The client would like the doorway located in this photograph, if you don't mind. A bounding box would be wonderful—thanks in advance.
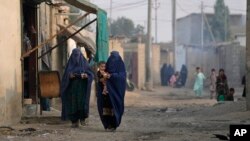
[22,2,38,104]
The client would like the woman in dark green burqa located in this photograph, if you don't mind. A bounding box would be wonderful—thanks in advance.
[61,48,93,127]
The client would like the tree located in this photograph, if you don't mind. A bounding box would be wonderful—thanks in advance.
[210,0,230,42]
[134,24,145,35]
[110,17,147,43]
[110,17,135,37]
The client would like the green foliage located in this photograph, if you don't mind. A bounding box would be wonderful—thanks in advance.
[110,17,145,38]
[210,0,230,42]
[110,17,135,37]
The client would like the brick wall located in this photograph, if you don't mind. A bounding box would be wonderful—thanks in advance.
[122,43,161,89]
[152,44,161,85]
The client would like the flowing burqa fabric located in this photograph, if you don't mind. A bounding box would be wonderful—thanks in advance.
[160,63,168,86]
[97,51,126,129]
[61,48,93,121]
[180,65,188,86]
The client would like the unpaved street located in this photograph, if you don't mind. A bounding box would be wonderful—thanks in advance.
[0,87,249,141]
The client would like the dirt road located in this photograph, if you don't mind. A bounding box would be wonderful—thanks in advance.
[0,87,249,141]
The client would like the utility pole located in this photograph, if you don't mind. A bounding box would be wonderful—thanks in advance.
[154,0,160,43]
[201,1,204,49]
[246,0,250,110]
[224,8,227,41]
[110,0,113,24]
[200,1,204,71]
[145,0,153,90]
[172,0,176,69]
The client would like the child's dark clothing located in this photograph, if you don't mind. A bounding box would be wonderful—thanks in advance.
[226,94,234,101]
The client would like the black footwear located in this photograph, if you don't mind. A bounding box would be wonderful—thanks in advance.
[106,128,116,132]
[71,121,79,128]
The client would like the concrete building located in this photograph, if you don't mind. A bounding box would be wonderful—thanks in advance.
[159,42,174,67]
[0,0,69,126]
[109,38,124,59]
[0,0,106,126]
[235,33,246,47]
[176,13,246,46]
[0,0,22,126]
[183,42,245,89]
[123,43,161,89]
[124,43,146,90]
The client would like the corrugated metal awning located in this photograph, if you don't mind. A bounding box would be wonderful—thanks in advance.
[58,24,96,54]
[64,0,98,14]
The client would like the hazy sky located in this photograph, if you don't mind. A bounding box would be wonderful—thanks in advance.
[90,0,246,42]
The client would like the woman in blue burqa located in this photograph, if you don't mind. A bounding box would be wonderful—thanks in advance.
[97,51,126,131]
[160,63,168,86]
[61,48,93,127]
[180,65,188,86]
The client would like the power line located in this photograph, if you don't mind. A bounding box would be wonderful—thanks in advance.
[112,2,148,11]
[109,0,147,10]
[176,1,192,14]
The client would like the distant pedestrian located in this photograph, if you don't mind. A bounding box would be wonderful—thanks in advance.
[160,63,168,86]
[226,88,234,101]
[216,69,229,102]
[193,67,206,97]
[97,51,126,131]
[166,64,175,85]
[169,72,179,88]
[179,64,188,87]
[209,68,217,99]
[61,48,94,128]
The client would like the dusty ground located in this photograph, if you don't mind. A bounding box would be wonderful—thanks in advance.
[0,86,249,141]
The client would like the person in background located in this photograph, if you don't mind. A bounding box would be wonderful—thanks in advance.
[160,63,168,86]
[180,64,188,87]
[166,64,175,86]
[226,88,235,101]
[216,69,229,102]
[193,67,206,97]
[169,72,179,88]
[209,68,217,99]
[61,48,94,128]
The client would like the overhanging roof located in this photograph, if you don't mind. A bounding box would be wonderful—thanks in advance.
[64,0,99,14]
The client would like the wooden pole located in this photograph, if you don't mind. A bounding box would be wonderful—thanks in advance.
[172,0,176,69]
[20,12,90,60]
[38,18,97,59]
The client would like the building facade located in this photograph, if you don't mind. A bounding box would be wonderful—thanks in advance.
[176,13,246,46]
[0,0,22,125]
[0,0,102,125]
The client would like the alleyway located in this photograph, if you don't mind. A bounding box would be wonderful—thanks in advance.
[0,87,249,141]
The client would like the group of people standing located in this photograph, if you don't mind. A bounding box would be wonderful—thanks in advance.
[160,64,188,88]
[194,67,244,101]
[161,63,245,102]
[60,48,126,131]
